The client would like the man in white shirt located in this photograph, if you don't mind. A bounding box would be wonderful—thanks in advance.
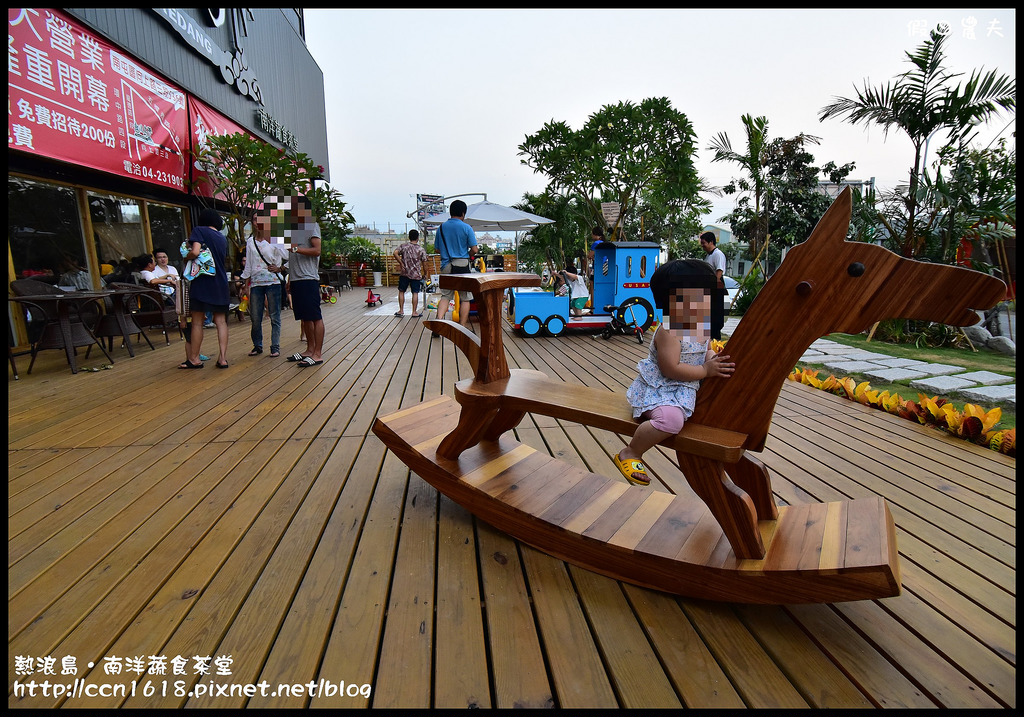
[241,218,289,357]
[140,250,180,306]
[699,231,727,340]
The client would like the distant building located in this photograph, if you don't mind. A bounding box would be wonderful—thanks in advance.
[352,224,404,254]
[818,178,875,199]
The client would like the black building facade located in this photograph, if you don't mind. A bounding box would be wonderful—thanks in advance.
[8,8,328,342]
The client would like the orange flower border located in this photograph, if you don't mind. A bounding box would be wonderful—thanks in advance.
[788,367,1015,457]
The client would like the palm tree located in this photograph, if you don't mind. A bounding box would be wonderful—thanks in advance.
[708,115,772,271]
[818,28,1015,257]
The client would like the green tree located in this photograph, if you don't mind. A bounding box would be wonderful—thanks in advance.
[192,132,324,250]
[518,97,701,241]
[708,114,773,265]
[711,118,857,273]
[626,179,714,256]
[309,183,355,254]
[514,191,590,276]
[818,27,1015,257]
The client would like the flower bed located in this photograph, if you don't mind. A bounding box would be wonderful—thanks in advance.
[788,367,1015,457]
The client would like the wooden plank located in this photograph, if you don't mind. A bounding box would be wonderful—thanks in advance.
[519,545,617,708]
[307,449,409,709]
[476,522,554,708]
[622,585,746,708]
[831,600,1003,708]
[371,467,438,708]
[680,601,809,708]
[569,566,682,708]
[185,437,346,709]
[734,605,874,708]
[6,286,1015,710]
[432,496,491,709]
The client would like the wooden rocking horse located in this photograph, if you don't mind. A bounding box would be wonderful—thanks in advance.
[372,189,1005,603]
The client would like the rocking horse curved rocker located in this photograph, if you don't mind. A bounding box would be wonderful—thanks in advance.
[372,189,1005,603]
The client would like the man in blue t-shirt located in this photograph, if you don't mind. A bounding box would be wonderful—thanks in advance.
[432,200,478,331]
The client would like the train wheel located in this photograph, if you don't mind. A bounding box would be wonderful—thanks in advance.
[543,315,566,337]
[520,315,543,338]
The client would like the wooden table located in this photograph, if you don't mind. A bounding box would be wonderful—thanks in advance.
[8,291,120,373]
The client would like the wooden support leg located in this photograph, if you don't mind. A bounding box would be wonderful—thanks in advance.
[724,453,778,521]
[676,452,765,560]
[436,402,501,461]
[481,409,526,442]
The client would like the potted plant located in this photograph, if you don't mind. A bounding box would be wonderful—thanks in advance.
[345,242,375,287]
[370,255,385,287]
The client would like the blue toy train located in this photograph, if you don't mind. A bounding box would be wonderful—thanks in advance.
[507,241,663,339]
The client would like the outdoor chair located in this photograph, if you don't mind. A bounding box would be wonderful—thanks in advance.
[109,282,177,345]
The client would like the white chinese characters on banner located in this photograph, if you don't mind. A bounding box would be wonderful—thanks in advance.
[8,8,188,191]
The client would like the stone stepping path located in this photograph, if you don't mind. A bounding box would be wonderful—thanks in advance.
[796,338,1015,408]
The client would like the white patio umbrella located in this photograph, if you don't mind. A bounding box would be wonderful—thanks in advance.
[422,200,554,232]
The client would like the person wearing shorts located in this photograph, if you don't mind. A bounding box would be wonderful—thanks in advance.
[393,229,428,318]
[432,200,477,332]
[284,195,325,367]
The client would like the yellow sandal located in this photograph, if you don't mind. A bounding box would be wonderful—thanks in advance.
[613,453,651,486]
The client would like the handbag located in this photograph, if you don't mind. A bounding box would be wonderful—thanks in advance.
[180,241,215,281]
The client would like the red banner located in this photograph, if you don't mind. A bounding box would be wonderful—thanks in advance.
[8,8,188,191]
[188,96,255,199]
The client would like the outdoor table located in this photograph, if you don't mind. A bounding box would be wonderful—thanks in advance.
[321,267,351,290]
[8,291,115,374]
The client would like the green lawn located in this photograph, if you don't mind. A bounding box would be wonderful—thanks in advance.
[798,332,1015,429]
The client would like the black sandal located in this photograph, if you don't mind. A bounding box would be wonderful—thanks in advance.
[248,347,263,356]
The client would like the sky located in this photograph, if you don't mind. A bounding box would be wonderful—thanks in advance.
[303,8,1015,236]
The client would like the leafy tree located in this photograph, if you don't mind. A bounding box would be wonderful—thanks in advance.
[514,190,590,275]
[518,97,701,241]
[309,183,355,253]
[712,118,863,275]
[192,132,324,250]
[626,179,714,257]
[708,114,772,262]
[818,27,1015,257]
[930,137,1015,267]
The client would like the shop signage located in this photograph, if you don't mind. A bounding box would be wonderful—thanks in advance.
[255,108,297,150]
[8,8,189,191]
[152,8,263,105]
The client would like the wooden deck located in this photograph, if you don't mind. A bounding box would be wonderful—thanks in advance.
[8,287,1015,708]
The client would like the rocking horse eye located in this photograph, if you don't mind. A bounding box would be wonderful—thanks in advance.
[847,262,865,277]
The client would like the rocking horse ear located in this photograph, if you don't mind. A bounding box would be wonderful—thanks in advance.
[806,186,852,246]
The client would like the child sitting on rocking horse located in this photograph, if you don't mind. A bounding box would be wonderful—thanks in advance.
[615,259,736,486]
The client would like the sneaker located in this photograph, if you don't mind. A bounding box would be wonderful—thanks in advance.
[203,322,215,328]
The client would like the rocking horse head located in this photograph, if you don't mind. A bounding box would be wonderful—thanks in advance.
[692,187,1006,452]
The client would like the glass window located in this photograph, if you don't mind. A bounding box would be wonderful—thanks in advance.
[89,191,146,271]
[148,202,188,272]
[8,176,88,284]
